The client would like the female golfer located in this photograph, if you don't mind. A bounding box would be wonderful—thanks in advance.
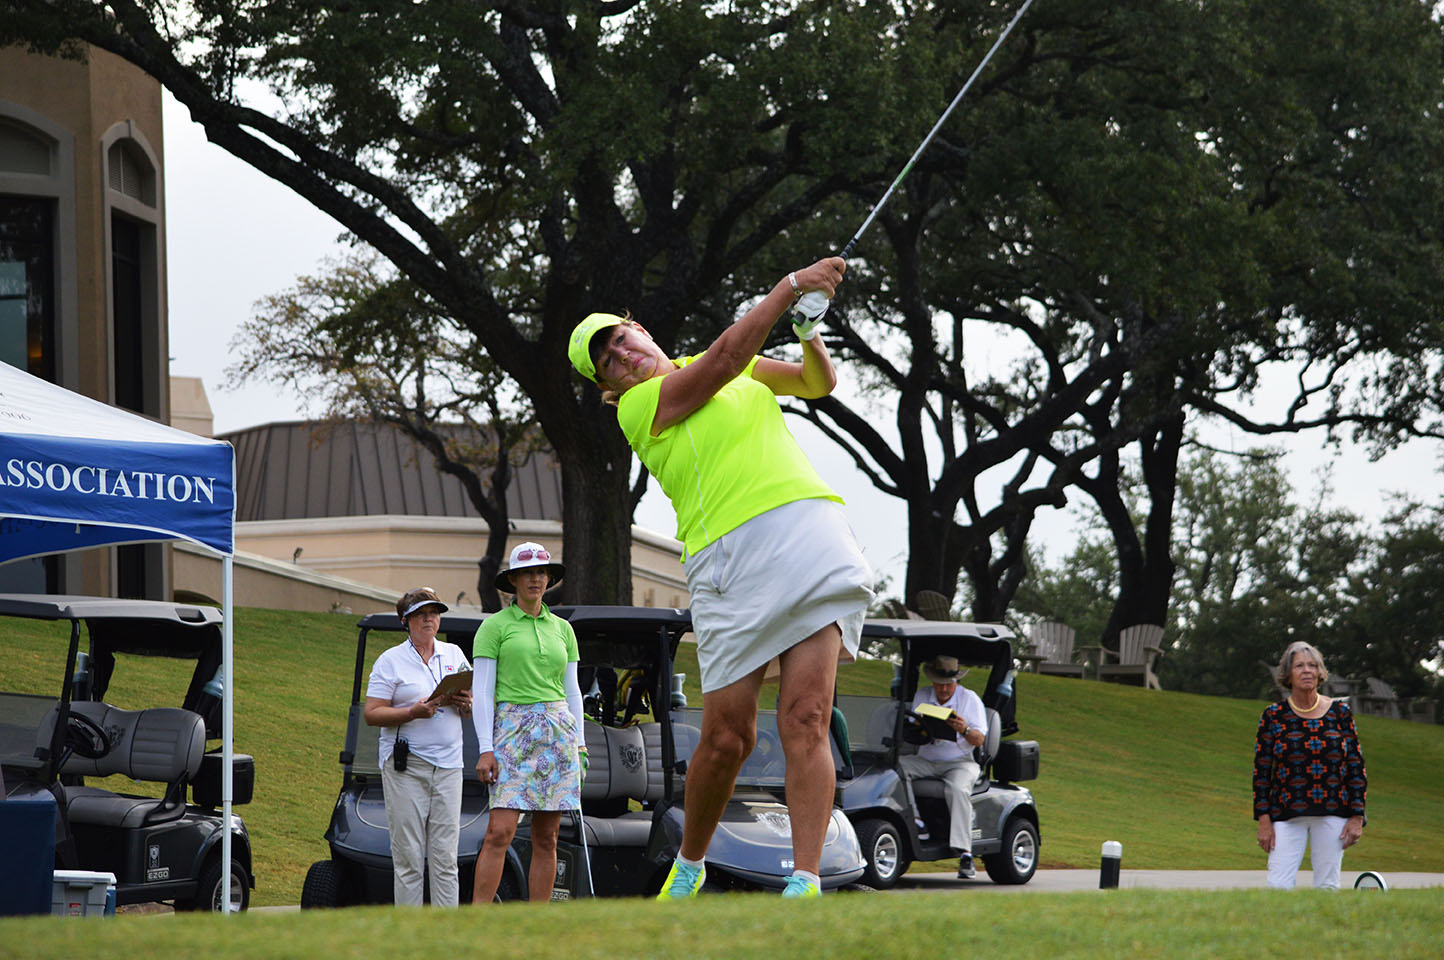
[470,542,585,903]
[568,256,873,899]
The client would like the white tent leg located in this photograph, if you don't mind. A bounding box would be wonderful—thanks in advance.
[222,555,234,914]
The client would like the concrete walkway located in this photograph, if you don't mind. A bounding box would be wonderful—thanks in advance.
[897,869,1444,893]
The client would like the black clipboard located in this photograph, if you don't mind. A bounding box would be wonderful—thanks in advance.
[428,669,473,701]
[912,702,959,742]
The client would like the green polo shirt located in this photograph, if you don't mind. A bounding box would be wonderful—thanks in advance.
[616,352,840,557]
[472,602,579,704]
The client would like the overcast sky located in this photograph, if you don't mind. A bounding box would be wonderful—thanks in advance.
[161,92,1443,599]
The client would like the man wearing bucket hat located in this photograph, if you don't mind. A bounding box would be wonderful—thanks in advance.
[470,542,585,904]
[568,258,874,900]
[364,587,473,905]
[902,655,988,878]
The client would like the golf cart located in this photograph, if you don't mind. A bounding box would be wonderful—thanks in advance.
[832,619,1040,888]
[302,605,864,903]
[0,594,255,911]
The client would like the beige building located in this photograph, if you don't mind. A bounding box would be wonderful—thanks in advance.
[170,407,688,616]
[1,44,171,597]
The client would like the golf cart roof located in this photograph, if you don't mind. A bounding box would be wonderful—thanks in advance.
[0,593,223,628]
[0,593,223,658]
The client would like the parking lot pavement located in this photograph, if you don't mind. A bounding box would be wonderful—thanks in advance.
[895,869,1444,893]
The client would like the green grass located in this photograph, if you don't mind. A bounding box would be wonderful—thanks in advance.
[2,890,1442,959]
[4,608,1443,908]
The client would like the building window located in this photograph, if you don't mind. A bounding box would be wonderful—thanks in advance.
[107,140,156,206]
[111,213,144,412]
[0,194,55,379]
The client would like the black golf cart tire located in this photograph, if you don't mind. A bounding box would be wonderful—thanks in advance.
[855,817,908,890]
[494,867,522,903]
[983,816,1039,885]
[183,855,251,912]
[301,860,345,908]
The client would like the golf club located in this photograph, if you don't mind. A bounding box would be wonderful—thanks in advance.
[792,0,1035,324]
[575,807,595,896]
[839,0,1036,261]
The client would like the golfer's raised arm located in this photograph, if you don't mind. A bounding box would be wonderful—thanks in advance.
[653,257,844,429]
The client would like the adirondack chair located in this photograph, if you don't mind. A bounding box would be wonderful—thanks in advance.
[1354,677,1402,719]
[1097,624,1164,689]
[1027,622,1086,679]
[913,590,954,622]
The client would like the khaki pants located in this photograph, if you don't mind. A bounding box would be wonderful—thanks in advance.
[381,756,463,906]
[899,754,980,854]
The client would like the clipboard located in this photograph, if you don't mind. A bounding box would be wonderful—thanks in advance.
[912,702,958,742]
[428,669,473,701]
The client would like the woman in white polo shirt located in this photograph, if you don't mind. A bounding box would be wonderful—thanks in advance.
[469,542,583,904]
[364,586,473,906]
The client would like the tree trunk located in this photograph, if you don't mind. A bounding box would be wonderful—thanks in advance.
[541,397,636,605]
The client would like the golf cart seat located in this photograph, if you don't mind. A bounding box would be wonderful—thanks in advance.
[910,708,1002,799]
[639,721,702,800]
[580,721,669,849]
[582,721,649,802]
[42,701,205,828]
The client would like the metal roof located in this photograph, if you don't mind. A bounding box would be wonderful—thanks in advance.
[219,420,564,522]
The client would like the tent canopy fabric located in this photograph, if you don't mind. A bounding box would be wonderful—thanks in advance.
[1,361,241,911]
[0,363,234,561]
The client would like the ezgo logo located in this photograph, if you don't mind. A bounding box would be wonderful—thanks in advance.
[147,843,169,881]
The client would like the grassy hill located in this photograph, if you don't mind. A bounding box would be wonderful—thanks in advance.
[4,606,1441,907]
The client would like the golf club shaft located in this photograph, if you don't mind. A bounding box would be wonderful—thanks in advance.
[838,0,1036,260]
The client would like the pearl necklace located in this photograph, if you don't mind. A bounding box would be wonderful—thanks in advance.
[1288,690,1321,713]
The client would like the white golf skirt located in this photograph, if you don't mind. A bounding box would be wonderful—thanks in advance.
[685,497,874,693]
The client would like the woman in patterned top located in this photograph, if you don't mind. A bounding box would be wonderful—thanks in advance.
[1252,641,1366,889]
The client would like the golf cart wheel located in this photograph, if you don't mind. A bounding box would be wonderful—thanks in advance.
[184,856,251,912]
[301,860,345,908]
[855,818,908,890]
[494,867,522,903]
[983,816,1038,885]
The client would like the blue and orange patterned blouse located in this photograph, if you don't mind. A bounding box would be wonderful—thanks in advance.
[1252,699,1367,821]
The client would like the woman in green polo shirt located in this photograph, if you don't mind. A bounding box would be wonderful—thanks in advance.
[567,256,873,900]
[469,541,584,904]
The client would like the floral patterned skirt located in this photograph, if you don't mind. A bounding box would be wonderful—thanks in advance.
[489,701,581,812]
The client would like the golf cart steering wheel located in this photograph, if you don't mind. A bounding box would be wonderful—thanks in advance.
[65,710,112,759]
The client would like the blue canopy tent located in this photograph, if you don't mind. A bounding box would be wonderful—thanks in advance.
[0,361,242,911]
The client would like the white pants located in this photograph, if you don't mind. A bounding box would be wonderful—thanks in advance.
[1267,815,1347,890]
[899,754,980,854]
[381,756,463,906]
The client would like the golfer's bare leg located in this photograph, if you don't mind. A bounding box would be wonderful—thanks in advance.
[527,811,563,901]
[678,667,766,861]
[777,623,843,875]
[472,808,519,903]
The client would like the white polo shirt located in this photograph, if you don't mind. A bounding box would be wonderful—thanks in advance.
[913,683,988,764]
[366,637,470,770]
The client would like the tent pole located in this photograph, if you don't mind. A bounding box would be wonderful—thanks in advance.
[222,554,234,914]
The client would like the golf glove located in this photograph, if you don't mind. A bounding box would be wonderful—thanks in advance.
[792,291,830,340]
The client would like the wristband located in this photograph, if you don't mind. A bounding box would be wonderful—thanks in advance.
[788,272,801,297]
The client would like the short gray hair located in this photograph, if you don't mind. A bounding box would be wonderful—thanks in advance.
[1275,641,1329,690]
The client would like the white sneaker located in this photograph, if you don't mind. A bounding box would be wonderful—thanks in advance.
[914,818,930,840]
